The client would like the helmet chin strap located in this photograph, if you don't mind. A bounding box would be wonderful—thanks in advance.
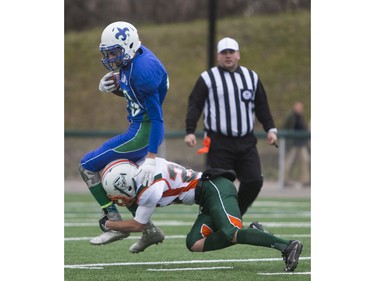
[121,48,141,69]
[108,195,135,207]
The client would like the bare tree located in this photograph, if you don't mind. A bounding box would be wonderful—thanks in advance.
[65,0,310,32]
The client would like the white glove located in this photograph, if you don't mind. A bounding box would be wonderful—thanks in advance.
[134,158,156,187]
[99,72,118,92]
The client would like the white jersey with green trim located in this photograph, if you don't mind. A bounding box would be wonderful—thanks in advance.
[133,157,201,224]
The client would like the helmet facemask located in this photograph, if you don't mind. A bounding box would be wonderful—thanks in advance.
[100,45,127,71]
[107,177,137,207]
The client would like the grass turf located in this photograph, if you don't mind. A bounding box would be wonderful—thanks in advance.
[64,193,311,280]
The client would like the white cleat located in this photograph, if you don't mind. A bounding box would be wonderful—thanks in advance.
[129,221,165,253]
[90,210,129,245]
[90,230,130,245]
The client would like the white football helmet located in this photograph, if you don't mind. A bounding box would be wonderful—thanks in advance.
[99,21,142,71]
[100,159,139,206]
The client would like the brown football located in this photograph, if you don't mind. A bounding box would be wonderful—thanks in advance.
[106,73,120,87]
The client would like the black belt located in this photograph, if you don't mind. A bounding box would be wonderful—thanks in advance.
[194,180,204,205]
[194,168,237,205]
[207,130,254,139]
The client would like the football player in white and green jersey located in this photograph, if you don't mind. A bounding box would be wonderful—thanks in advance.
[99,157,303,272]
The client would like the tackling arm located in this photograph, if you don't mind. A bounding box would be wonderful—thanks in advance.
[104,205,156,233]
[106,218,145,233]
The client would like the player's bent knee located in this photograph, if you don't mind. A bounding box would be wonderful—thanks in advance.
[78,164,101,187]
[189,238,205,252]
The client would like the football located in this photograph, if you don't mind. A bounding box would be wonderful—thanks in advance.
[106,72,120,88]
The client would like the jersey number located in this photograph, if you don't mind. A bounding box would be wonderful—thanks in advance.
[166,163,198,182]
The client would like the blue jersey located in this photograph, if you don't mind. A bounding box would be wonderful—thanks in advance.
[81,46,169,172]
[119,46,169,153]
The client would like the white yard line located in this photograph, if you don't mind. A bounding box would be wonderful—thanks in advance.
[65,257,311,269]
[258,272,311,275]
[64,212,311,219]
[64,221,311,227]
[147,266,234,271]
[65,200,310,208]
[65,233,310,241]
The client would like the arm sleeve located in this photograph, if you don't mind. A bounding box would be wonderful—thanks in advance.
[143,92,164,153]
[134,183,164,224]
[135,63,165,154]
[134,205,156,224]
[185,76,209,134]
[254,78,276,132]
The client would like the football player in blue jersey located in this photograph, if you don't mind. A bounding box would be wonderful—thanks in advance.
[78,21,168,252]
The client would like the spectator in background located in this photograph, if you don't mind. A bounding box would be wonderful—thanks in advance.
[283,101,310,187]
[184,37,278,216]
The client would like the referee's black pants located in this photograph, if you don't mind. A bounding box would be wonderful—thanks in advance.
[206,131,263,216]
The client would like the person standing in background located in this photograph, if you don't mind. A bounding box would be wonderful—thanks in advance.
[283,101,310,187]
[184,37,278,216]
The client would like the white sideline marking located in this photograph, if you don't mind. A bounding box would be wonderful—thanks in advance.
[253,201,310,207]
[65,257,311,269]
[147,266,233,272]
[64,233,310,242]
[65,235,185,241]
[65,200,309,208]
[64,221,311,227]
[64,212,311,219]
[258,272,311,275]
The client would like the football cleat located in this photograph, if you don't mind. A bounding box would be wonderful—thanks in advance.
[281,240,303,272]
[90,230,130,245]
[129,221,165,253]
[249,221,273,235]
[249,221,265,231]
[90,209,130,245]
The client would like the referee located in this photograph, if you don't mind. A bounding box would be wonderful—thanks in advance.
[184,37,278,216]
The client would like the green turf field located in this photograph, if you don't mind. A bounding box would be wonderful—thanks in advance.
[64,193,311,280]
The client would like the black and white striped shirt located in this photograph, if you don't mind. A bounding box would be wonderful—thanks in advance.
[186,66,276,137]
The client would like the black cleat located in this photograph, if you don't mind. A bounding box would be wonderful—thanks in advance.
[281,240,303,272]
[249,221,273,235]
[249,221,264,231]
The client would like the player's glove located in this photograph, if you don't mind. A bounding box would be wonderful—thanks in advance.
[134,158,156,187]
[99,215,109,232]
[99,72,118,92]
